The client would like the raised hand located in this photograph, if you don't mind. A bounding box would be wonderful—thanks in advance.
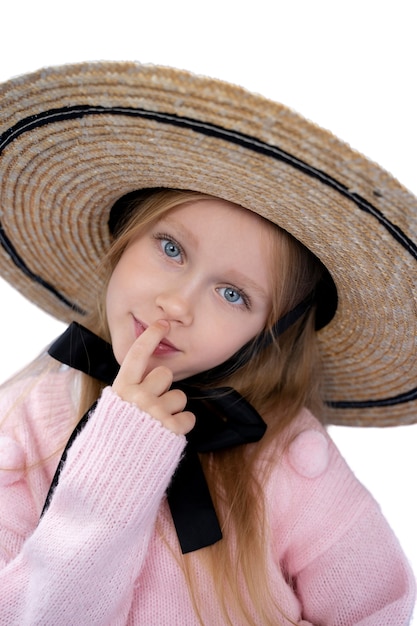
[112,320,195,435]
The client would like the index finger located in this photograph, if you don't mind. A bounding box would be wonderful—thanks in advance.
[115,320,170,384]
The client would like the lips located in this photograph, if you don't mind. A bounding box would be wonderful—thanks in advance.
[133,316,179,354]
[153,340,178,355]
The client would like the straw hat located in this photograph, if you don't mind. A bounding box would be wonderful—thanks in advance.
[1,61,417,427]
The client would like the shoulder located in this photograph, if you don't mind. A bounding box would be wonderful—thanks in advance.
[268,408,369,507]
[264,412,416,616]
[0,361,74,407]
[0,366,76,485]
[264,408,384,568]
[284,410,330,479]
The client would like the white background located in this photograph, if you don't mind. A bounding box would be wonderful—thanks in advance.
[1,0,416,617]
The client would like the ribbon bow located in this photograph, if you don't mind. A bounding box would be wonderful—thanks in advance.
[44,322,267,553]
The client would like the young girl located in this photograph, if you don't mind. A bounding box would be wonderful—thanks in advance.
[0,62,415,625]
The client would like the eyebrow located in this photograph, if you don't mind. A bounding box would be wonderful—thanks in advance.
[159,215,199,249]
[225,269,270,302]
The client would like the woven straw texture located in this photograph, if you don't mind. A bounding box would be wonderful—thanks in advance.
[1,61,417,426]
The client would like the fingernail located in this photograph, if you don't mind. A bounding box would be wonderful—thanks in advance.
[157,319,170,329]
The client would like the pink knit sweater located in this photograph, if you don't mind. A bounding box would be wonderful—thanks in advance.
[0,370,415,625]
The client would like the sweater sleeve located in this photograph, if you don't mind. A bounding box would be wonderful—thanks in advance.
[0,384,186,625]
[269,413,416,625]
[295,503,416,625]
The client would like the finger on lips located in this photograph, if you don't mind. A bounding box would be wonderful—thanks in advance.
[111,321,196,434]
[116,320,171,384]
[130,320,170,360]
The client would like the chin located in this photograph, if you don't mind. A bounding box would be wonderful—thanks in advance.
[111,343,129,367]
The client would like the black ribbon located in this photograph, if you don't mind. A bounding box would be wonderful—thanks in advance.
[44,322,267,553]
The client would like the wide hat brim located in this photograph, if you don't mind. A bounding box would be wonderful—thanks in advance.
[1,61,417,427]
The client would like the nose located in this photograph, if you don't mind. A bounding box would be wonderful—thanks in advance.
[155,283,194,325]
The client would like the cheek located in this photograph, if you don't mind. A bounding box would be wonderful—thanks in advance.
[106,256,136,304]
[204,319,258,362]
[105,263,133,329]
[105,273,119,320]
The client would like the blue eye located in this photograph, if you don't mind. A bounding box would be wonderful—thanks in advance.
[162,239,181,259]
[219,286,244,305]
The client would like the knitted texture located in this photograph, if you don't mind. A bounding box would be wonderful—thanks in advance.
[0,371,415,624]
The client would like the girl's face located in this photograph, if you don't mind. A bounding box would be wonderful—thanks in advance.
[106,199,273,381]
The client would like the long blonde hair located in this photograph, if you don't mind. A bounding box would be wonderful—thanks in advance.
[78,189,326,625]
[0,189,326,623]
